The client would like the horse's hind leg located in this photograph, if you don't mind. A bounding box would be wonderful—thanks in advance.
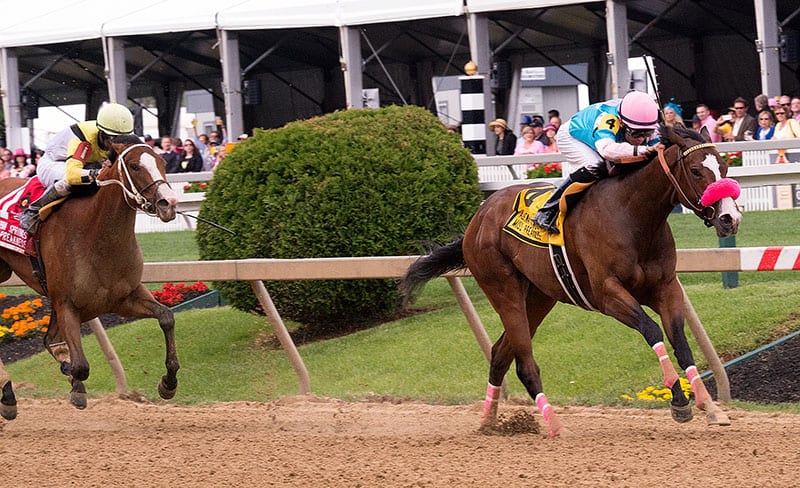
[473,268,561,436]
[40,309,87,409]
[0,361,17,420]
[117,285,179,399]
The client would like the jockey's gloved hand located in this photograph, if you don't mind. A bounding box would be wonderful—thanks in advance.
[80,168,101,184]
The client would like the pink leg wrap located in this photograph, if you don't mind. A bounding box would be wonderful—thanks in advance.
[535,393,552,424]
[652,342,679,388]
[685,365,710,405]
[482,383,501,420]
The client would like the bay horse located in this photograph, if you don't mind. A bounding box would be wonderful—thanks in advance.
[0,135,179,420]
[402,125,740,436]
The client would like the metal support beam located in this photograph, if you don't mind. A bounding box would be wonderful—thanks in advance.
[339,26,364,109]
[606,0,629,99]
[21,53,67,90]
[754,0,781,97]
[629,0,682,44]
[241,36,289,76]
[104,37,128,104]
[0,48,23,149]
[219,29,244,140]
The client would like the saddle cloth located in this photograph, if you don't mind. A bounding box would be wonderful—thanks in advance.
[502,186,566,247]
[0,177,46,254]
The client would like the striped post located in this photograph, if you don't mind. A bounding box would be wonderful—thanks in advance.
[459,75,486,154]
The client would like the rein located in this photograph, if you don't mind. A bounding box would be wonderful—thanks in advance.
[96,143,170,216]
[656,144,715,226]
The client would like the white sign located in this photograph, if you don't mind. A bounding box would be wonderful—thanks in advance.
[521,67,546,81]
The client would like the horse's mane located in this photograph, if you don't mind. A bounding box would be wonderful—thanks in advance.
[660,123,704,148]
[106,134,146,161]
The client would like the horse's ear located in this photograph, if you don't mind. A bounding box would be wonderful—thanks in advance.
[662,124,683,147]
[109,141,127,159]
[699,126,712,143]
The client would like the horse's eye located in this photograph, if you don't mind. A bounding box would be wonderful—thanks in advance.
[691,168,701,177]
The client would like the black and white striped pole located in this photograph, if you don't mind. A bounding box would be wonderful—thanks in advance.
[460,61,486,154]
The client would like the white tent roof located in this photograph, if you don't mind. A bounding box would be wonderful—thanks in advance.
[465,0,599,14]
[0,0,465,47]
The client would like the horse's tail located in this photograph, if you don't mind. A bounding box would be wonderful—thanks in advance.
[401,238,466,301]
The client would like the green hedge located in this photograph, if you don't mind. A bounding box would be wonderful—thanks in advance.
[196,105,482,330]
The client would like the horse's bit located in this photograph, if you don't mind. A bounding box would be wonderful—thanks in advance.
[96,143,171,216]
[656,144,717,227]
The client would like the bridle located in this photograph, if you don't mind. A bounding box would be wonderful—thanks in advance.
[96,143,171,216]
[656,142,718,227]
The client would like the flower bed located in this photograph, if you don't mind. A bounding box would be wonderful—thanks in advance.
[183,182,209,193]
[0,295,50,344]
[526,162,562,179]
[720,151,742,167]
[0,282,210,346]
[152,282,209,306]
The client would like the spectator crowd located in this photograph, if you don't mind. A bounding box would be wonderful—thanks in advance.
[0,116,236,182]
[470,93,800,161]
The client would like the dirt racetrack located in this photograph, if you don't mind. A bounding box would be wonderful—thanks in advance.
[1,395,798,487]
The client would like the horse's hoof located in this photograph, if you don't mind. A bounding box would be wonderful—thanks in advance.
[706,409,731,426]
[670,403,694,423]
[158,378,177,400]
[69,391,87,410]
[1,404,17,421]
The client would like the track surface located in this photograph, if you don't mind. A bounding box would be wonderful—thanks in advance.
[2,395,798,487]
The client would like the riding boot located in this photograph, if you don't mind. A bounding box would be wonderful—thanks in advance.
[18,185,68,235]
[532,167,599,234]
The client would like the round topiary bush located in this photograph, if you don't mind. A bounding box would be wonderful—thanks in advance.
[196,105,482,331]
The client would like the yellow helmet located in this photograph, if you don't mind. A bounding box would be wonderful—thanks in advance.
[96,102,134,136]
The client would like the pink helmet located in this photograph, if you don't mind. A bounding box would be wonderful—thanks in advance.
[618,91,659,129]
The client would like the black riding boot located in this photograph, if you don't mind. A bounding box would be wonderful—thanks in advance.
[18,185,65,235]
[532,167,599,234]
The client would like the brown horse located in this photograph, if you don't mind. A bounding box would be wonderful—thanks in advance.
[402,125,740,436]
[0,135,179,420]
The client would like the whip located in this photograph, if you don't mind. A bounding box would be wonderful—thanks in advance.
[176,211,237,235]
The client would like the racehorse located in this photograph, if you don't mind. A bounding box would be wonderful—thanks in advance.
[402,125,740,436]
[0,135,179,420]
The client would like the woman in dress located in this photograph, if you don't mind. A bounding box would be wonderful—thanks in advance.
[543,124,559,153]
[513,126,544,155]
[755,110,775,140]
[180,139,204,173]
[772,108,800,140]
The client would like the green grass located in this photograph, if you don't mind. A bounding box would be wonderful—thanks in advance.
[5,212,800,413]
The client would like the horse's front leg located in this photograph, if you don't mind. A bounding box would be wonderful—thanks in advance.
[600,279,695,422]
[118,284,179,399]
[654,281,730,426]
[0,360,17,420]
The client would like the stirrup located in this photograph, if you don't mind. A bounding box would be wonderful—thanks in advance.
[533,210,560,234]
[19,209,41,236]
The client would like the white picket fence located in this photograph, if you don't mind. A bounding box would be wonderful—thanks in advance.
[141,140,800,233]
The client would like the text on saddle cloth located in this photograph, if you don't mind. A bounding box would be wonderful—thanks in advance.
[502,187,565,247]
[0,177,47,254]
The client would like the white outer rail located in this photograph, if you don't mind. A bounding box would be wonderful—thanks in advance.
[11,246,797,403]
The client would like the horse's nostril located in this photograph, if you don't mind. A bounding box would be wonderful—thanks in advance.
[719,214,732,226]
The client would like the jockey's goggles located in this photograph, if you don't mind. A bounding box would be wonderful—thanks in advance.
[625,127,654,139]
